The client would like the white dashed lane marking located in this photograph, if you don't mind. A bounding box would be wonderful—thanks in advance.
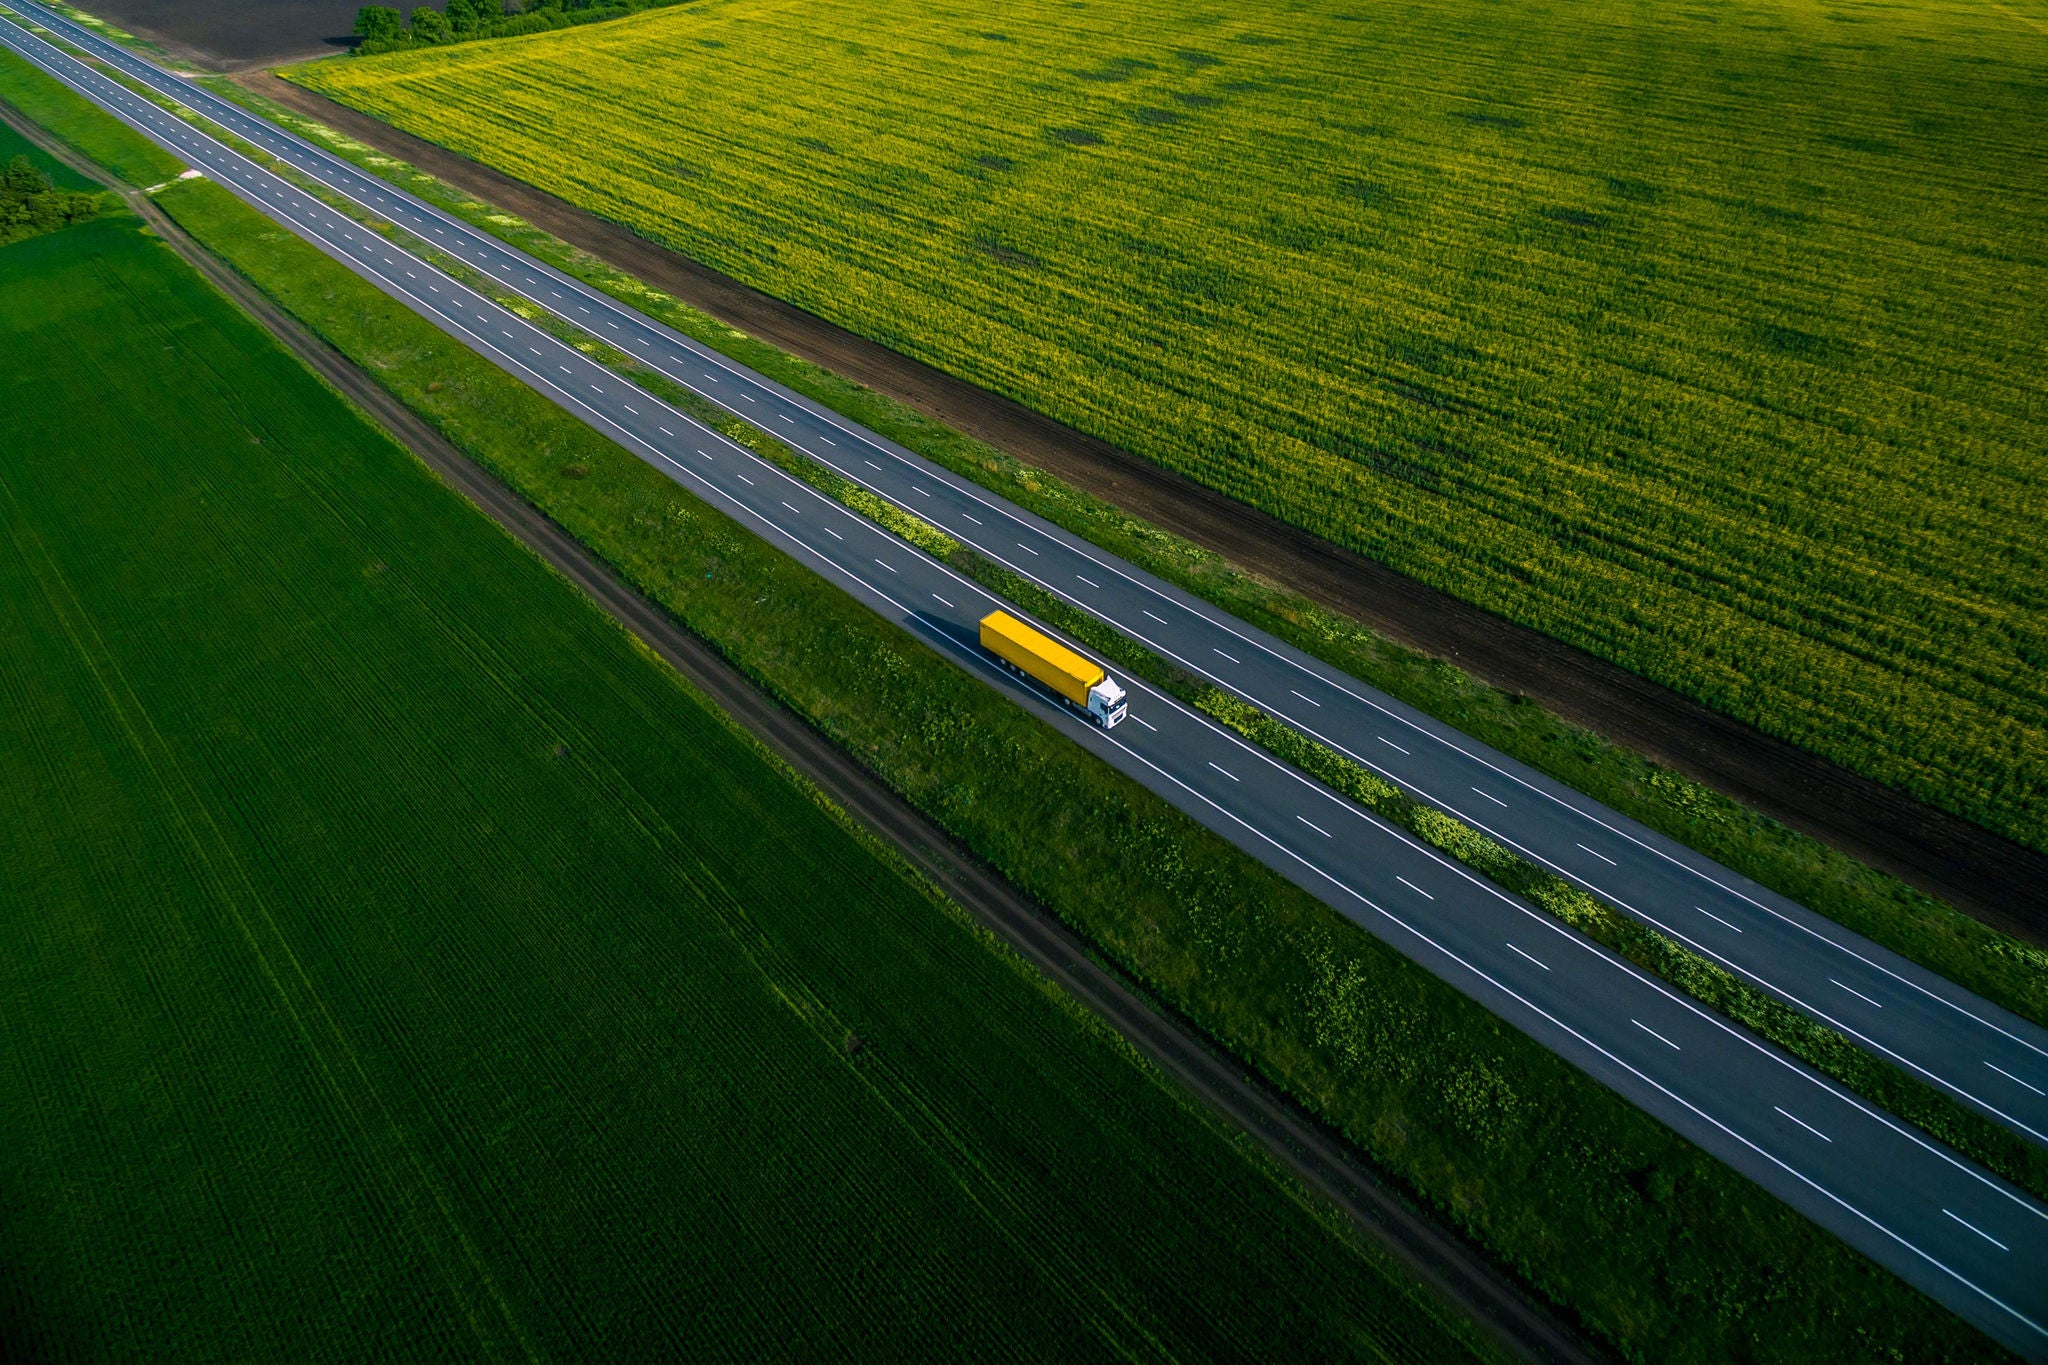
[1774,1106,1832,1143]
[1633,1020,1681,1051]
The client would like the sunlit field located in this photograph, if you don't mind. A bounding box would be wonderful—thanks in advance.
[291,0,2048,848]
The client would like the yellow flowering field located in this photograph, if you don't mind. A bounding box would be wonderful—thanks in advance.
[289,0,2048,847]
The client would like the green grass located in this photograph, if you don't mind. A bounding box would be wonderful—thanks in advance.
[2,35,1993,1355]
[319,156,2048,1197]
[285,0,2048,853]
[197,73,2048,1037]
[0,115,97,187]
[0,209,1501,1361]
[0,109,108,244]
[0,29,180,185]
[137,155,1999,1364]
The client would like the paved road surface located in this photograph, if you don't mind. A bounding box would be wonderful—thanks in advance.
[27,0,2046,1161]
[5,8,2043,1353]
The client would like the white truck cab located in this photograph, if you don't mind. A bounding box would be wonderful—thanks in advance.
[1087,676,1128,729]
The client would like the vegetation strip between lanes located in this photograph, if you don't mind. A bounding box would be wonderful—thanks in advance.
[571,315,2048,1207]
[189,67,2048,1031]
[6,206,1510,1365]
[193,76,2047,1205]
[35,112,1595,1361]
[5,51,2010,1363]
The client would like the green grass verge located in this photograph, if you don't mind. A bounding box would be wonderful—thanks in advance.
[0,28,179,184]
[0,112,97,187]
[198,72,2048,1036]
[2,203,1496,1361]
[125,118,2001,1365]
[609,332,2048,1208]
[196,82,2048,1207]
[39,0,178,63]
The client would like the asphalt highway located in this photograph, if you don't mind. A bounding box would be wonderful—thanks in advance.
[5,8,2045,1353]
[21,0,2046,1163]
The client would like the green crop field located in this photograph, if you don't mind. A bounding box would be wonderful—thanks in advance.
[0,212,1481,1361]
[288,0,2048,851]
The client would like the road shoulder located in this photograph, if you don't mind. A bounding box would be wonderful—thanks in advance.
[0,96,1602,1365]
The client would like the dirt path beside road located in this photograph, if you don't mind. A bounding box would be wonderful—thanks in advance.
[240,71,2048,941]
[0,97,1608,1365]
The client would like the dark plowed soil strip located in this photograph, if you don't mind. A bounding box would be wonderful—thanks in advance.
[1,99,1604,1364]
[57,0,356,70]
[245,72,2048,942]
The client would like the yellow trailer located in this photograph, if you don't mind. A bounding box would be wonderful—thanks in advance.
[979,610,1128,728]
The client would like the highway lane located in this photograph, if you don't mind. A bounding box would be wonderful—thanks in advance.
[5,12,2045,1354]
[20,0,2043,1156]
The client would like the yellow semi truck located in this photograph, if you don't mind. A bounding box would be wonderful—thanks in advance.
[979,610,1129,729]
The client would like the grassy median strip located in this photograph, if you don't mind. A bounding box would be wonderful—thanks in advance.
[269,137,2048,1209]
[149,166,2001,1365]
[178,72,2048,1035]
[0,62,1992,1361]
[7,198,1505,1361]
[591,364,2048,1208]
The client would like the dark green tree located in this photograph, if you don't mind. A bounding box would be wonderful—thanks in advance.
[352,5,402,40]
[3,154,44,198]
[408,5,452,41]
[1,155,99,244]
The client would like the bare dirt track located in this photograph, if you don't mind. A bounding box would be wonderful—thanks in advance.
[69,0,356,69]
[241,71,2048,942]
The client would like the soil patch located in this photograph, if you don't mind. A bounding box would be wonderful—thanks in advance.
[72,0,357,70]
[246,71,2048,942]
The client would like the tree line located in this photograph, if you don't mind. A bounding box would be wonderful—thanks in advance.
[352,0,681,54]
[0,156,103,247]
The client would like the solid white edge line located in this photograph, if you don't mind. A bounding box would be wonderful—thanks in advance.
[159,41,2028,1103]
[27,14,2046,1309]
